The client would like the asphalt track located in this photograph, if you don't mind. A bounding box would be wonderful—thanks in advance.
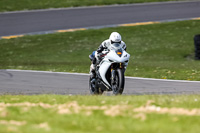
[1,1,200,95]
[0,70,200,95]
[0,1,200,36]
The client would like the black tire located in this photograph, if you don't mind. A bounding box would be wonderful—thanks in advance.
[89,77,103,95]
[112,69,125,95]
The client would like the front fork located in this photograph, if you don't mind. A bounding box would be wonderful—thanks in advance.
[111,63,123,89]
[111,69,115,90]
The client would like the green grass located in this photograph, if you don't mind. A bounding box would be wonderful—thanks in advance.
[1,20,200,80]
[0,95,200,133]
[0,0,186,12]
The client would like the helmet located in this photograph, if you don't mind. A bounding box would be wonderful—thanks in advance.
[109,32,122,44]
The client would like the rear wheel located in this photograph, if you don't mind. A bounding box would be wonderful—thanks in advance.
[89,77,103,95]
[112,69,125,95]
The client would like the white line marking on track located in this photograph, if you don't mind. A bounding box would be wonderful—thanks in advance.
[5,69,200,83]
[5,69,90,76]
[126,76,200,83]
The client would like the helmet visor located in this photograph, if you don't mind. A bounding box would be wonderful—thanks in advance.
[111,40,121,44]
[111,42,121,47]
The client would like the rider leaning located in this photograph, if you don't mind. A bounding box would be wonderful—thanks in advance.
[90,32,127,77]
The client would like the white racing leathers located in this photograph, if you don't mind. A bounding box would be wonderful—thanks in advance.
[89,42,130,95]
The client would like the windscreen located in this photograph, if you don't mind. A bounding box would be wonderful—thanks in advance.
[110,43,123,56]
[110,43,122,50]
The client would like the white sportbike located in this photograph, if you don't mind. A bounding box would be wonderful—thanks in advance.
[89,43,130,95]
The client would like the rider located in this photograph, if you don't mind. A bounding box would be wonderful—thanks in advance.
[89,32,127,77]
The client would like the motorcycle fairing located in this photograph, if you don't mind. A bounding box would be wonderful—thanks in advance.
[98,59,112,87]
[98,50,130,87]
[106,50,130,63]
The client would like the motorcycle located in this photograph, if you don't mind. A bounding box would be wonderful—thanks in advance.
[89,43,130,95]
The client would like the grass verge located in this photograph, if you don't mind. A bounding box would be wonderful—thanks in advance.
[0,20,200,80]
[0,0,186,12]
[0,95,200,133]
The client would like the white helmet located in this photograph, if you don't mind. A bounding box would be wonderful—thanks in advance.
[109,32,122,44]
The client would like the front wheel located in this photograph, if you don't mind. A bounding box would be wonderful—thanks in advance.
[112,69,125,95]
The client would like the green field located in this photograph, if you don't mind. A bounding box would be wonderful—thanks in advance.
[0,95,200,133]
[1,20,200,80]
[0,0,186,12]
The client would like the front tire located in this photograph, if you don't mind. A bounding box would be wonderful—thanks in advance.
[112,69,125,95]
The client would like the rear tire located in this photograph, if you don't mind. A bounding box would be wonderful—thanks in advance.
[112,69,125,95]
[89,77,103,95]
